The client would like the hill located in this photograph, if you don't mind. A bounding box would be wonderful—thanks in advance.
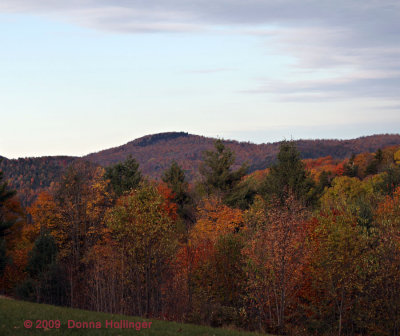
[2,132,400,205]
[84,132,400,180]
[0,297,269,336]
[0,156,78,206]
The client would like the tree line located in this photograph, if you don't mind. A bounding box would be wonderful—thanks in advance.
[1,141,400,335]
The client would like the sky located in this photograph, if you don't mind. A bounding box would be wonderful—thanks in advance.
[1,0,400,158]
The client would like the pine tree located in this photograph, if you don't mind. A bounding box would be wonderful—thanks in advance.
[26,232,57,278]
[105,155,142,197]
[343,154,359,177]
[366,148,384,175]
[261,141,315,205]
[162,161,194,225]
[17,232,67,305]
[0,168,16,276]
[198,140,248,199]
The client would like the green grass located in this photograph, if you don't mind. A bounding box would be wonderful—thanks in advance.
[0,297,270,336]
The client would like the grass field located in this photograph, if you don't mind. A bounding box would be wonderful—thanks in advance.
[0,297,270,336]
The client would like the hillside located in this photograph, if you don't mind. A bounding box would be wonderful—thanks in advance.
[0,297,269,336]
[2,132,400,205]
[0,156,78,206]
[84,132,400,179]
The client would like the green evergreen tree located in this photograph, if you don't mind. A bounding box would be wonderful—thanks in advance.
[0,168,16,277]
[26,232,57,277]
[376,165,400,196]
[260,141,315,205]
[162,161,194,224]
[343,154,359,177]
[198,140,248,198]
[366,148,384,175]
[105,155,142,196]
[224,178,257,210]
[318,170,332,190]
[18,232,67,305]
[376,148,384,163]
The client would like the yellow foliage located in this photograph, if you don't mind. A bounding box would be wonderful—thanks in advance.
[190,197,243,245]
[394,149,400,165]
[28,192,60,240]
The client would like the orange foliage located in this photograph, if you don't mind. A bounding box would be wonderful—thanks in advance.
[244,194,309,331]
[375,186,400,243]
[376,186,400,216]
[303,156,346,180]
[157,183,178,221]
[27,191,60,240]
[246,168,270,182]
[190,197,243,245]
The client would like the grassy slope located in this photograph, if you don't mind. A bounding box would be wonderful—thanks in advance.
[0,298,270,336]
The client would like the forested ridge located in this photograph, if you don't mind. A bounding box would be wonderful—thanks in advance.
[1,137,400,335]
[2,132,400,206]
[0,156,78,206]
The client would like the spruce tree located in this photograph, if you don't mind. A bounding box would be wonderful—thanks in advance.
[0,168,16,277]
[261,141,315,205]
[366,148,384,175]
[18,232,67,305]
[198,140,248,197]
[343,154,359,177]
[162,161,194,224]
[26,232,57,277]
[105,155,142,196]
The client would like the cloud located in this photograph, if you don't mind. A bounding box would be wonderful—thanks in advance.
[2,1,399,35]
[241,74,400,102]
[1,0,400,102]
[378,104,400,110]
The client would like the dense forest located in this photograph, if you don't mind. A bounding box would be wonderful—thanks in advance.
[0,156,77,207]
[1,137,400,335]
[2,132,400,207]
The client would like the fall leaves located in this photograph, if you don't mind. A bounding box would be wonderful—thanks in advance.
[2,141,400,336]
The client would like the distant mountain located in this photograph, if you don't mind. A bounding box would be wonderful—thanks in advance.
[2,132,400,205]
[84,132,400,180]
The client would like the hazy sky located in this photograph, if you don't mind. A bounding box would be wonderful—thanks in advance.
[1,1,400,158]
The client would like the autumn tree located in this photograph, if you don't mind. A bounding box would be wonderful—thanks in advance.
[84,233,125,314]
[183,197,245,326]
[105,155,142,197]
[187,233,246,327]
[106,182,178,317]
[244,193,309,333]
[163,197,244,323]
[27,191,60,238]
[321,175,383,231]
[395,148,400,165]
[29,162,112,308]
[306,206,378,336]
[304,176,383,336]
[369,187,400,335]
